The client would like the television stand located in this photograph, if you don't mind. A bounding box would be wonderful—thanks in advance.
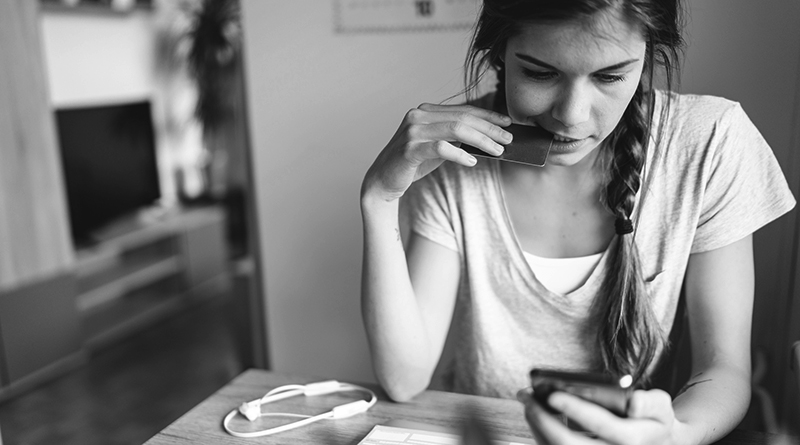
[74,205,230,350]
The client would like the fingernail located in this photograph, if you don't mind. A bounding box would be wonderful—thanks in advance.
[501,131,513,143]
[494,143,505,155]
[548,393,567,411]
[467,155,477,165]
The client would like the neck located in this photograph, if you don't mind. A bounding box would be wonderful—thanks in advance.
[502,146,606,193]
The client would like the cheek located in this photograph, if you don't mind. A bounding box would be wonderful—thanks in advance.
[597,83,641,136]
[504,75,551,122]
[597,99,629,135]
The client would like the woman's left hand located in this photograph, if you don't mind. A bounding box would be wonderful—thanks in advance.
[518,388,680,445]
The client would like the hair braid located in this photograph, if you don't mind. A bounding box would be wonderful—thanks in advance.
[606,85,646,222]
[596,84,663,384]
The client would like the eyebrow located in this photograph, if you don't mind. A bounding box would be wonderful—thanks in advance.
[514,53,640,72]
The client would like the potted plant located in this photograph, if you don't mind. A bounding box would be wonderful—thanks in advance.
[184,0,243,201]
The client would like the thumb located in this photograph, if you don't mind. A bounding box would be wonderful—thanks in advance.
[627,389,674,423]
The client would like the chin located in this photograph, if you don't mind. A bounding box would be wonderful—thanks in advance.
[544,154,586,168]
[544,146,601,168]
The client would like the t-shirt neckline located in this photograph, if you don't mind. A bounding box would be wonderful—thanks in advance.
[488,159,613,299]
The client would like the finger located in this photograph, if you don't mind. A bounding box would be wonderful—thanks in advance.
[410,105,513,145]
[417,103,512,127]
[417,140,476,167]
[525,397,600,445]
[517,387,534,404]
[547,391,629,443]
[406,111,512,152]
[426,121,506,156]
[626,389,673,423]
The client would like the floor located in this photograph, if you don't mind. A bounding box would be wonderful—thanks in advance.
[0,287,248,445]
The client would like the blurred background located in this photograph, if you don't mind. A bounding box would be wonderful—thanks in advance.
[0,0,798,443]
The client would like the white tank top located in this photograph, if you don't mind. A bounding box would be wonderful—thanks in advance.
[522,251,603,295]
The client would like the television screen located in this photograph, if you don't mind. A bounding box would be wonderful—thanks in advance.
[56,100,161,247]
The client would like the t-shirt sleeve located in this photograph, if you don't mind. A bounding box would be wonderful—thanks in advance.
[691,103,796,253]
[400,170,460,253]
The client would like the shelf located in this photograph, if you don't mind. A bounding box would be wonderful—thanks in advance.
[82,206,225,250]
[77,232,176,279]
[73,205,231,350]
[76,257,182,312]
[80,273,231,350]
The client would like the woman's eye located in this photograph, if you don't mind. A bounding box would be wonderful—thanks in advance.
[522,68,557,81]
[595,73,627,84]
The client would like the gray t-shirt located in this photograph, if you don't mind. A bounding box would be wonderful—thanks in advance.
[401,91,795,399]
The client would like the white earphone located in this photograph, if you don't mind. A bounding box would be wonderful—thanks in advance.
[222,380,377,438]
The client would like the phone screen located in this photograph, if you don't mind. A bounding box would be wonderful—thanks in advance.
[529,369,632,417]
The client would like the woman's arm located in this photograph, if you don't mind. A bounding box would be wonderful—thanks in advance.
[361,205,461,401]
[360,104,512,401]
[671,234,754,443]
[519,235,755,444]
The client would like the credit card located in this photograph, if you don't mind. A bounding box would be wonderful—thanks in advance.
[461,123,553,167]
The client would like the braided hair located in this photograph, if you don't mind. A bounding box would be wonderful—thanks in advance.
[464,0,684,384]
[597,80,660,383]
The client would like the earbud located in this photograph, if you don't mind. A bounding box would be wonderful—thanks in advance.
[332,400,371,418]
[238,400,261,421]
[223,381,377,438]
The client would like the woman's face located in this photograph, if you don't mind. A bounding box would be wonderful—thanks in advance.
[503,9,647,167]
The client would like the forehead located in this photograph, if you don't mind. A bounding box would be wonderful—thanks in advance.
[507,8,646,68]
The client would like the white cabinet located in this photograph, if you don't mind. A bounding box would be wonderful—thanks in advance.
[75,206,230,350]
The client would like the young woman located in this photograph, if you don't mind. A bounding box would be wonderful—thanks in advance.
[360,0,795,443]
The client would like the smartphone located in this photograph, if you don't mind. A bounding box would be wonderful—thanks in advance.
[529,369,632,418]
[460,123,553,167]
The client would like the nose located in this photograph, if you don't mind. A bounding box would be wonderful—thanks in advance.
[550,81,590,128]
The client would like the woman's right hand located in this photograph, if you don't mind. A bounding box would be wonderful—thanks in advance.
[361,103,513,203]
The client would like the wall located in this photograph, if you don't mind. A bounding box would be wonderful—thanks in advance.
[240,0,474,382]
[241,2,800,422]
[40,9,155,108]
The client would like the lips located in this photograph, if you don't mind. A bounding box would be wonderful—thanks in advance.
[523,122,587,144]
[539,127,584,143]
[552,134,581,143]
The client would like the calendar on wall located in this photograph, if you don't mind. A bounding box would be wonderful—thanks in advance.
[334,0,480,33]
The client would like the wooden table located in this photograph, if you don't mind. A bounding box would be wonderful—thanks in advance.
[144,369,797,445]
